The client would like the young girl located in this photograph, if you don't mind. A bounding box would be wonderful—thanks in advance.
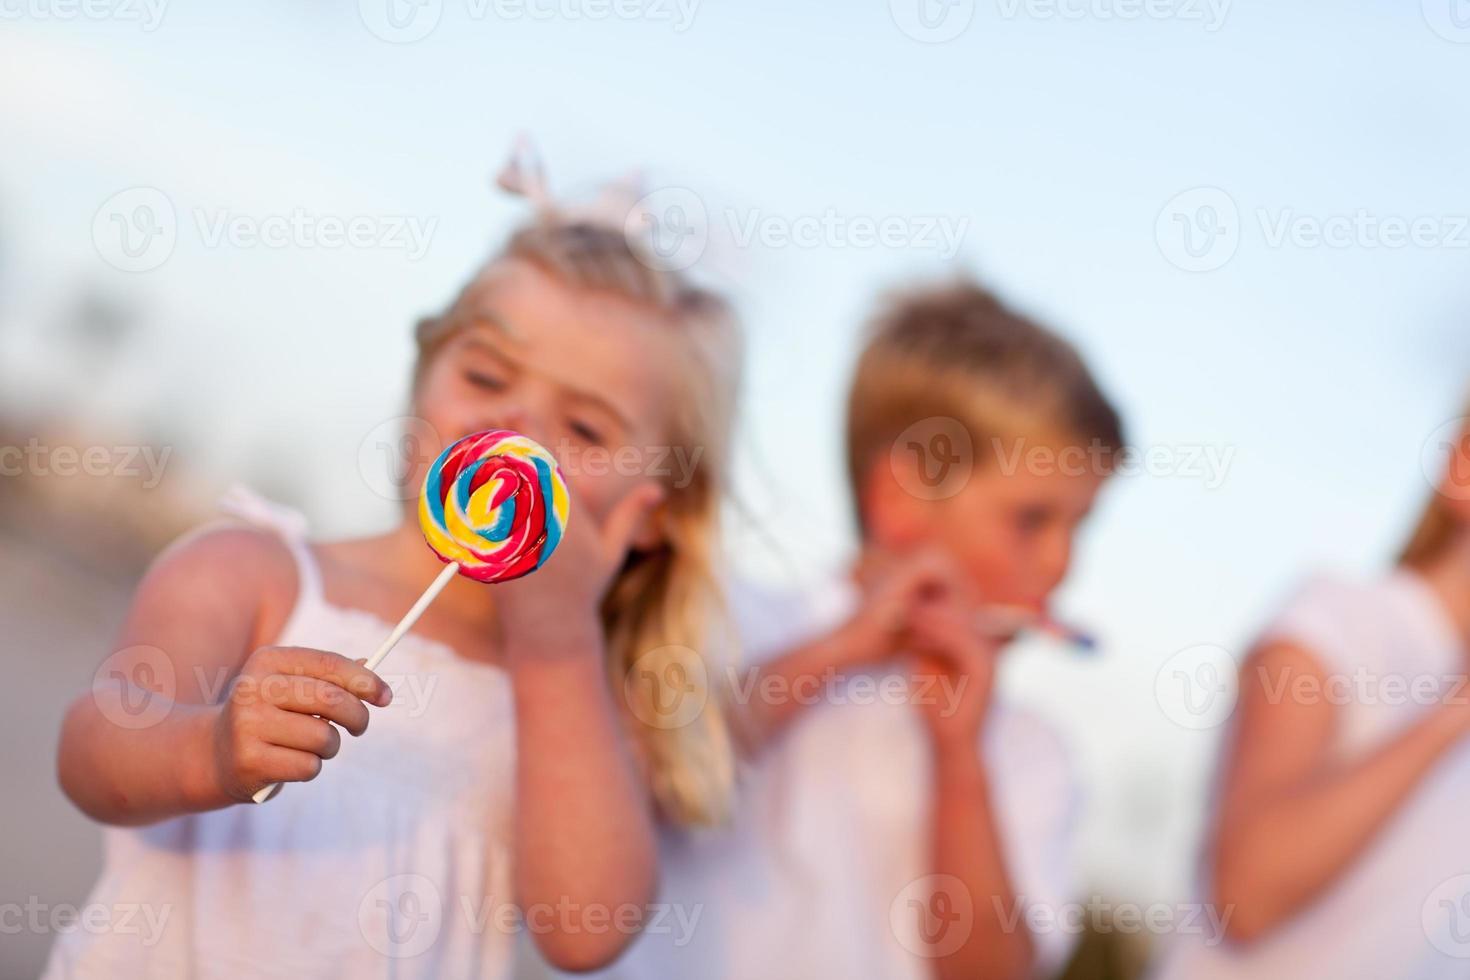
[47,166,740,978]
[1156,409,1470,977]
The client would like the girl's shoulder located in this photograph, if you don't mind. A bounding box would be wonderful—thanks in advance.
[1257,569,1453,676]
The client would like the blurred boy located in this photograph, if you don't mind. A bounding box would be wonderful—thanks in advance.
[734,279,1125,980]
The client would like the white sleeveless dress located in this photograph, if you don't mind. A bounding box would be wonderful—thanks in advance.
[44,489,522,979]
[1153,569,1470,980]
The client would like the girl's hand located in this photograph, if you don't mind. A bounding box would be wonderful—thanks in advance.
[208,646,392,802]
[494,480,666,663]
[907,595,1002,750]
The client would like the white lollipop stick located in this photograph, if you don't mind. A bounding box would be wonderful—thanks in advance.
[252,561,460,804]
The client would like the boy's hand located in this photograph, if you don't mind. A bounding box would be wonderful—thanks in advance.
[208,646,392,802]
[842,546,973,668]
[493,480,665,664]
[907,595,1002,750]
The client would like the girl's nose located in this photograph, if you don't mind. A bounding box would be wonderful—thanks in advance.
[481,405,548,446]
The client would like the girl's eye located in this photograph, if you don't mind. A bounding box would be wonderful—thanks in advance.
[568,420,603,445]
[464,370,505,391]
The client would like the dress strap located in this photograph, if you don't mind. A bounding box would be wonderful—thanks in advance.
[217,484,324,606]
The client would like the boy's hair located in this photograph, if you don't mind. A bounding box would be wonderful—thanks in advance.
[846,279,1124,528]
[413,219,740,827]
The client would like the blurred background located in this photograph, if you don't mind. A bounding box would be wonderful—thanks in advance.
[3,2,1468,976]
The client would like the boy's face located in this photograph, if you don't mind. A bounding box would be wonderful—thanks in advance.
[871,447,1108,613]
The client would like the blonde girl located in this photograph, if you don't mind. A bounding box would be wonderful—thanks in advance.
[49,161,739,979]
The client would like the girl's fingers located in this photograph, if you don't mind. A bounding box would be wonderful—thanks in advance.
[263,676,372,736]
[250,744,325,786]
[263,709,343,760]
[598,480,666,566]
[257,646,392,707]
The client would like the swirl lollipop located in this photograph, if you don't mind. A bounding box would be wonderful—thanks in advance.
[253,428,569,803]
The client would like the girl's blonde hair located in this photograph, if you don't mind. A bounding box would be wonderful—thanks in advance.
[1401,411,1468,570]
[413,219,740,827]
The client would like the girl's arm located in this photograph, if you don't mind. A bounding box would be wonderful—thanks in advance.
[1211,640,1470,942]
[493,483,664,971]
[509,630,658,971]
[57,527,390,825]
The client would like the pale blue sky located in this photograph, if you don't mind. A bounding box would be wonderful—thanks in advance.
[3,0,1468,902]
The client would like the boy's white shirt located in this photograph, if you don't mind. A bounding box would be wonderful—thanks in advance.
[536,575,1082,979]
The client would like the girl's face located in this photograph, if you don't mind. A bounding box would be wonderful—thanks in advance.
[412,259,681,538]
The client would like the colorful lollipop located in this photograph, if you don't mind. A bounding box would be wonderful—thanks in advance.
[253,428,569,803]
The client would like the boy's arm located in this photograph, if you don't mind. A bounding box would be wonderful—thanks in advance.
[731,550,959,755]
[908,606,1034,980]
